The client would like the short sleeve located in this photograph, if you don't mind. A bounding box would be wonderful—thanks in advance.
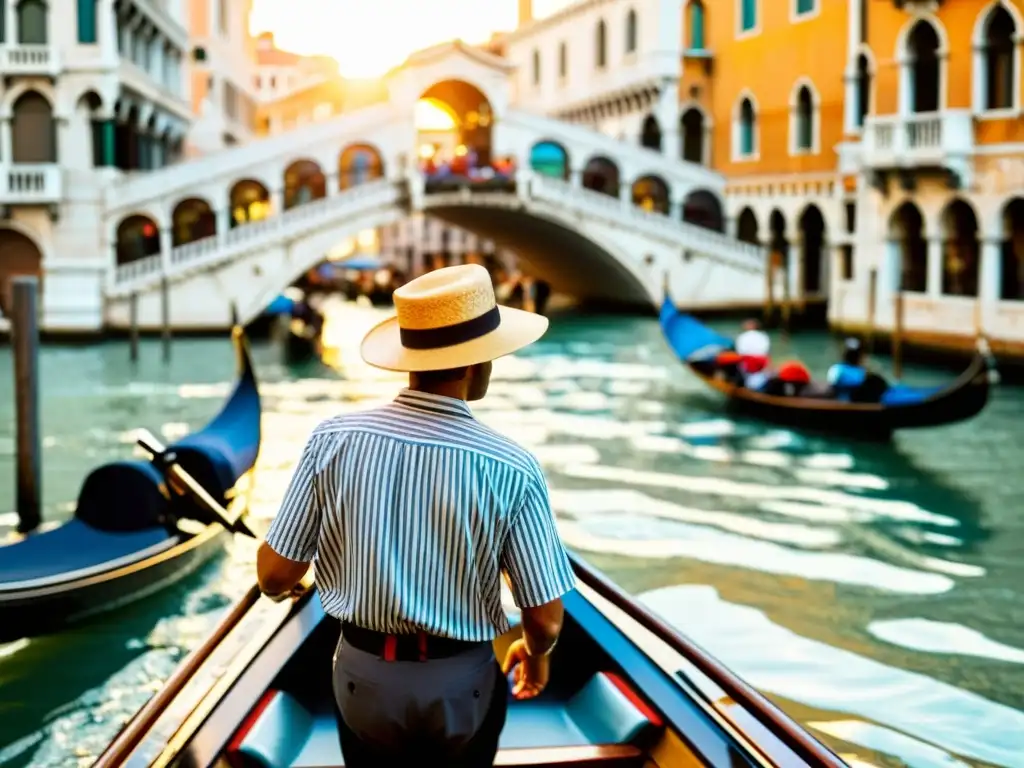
[501,468,577,608]
[264,433,324,563]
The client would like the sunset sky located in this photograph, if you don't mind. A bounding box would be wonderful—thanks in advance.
[250,0,573,78]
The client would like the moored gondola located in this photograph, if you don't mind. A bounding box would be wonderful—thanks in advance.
[660,296,994,439]
[0,327,262,641]
[94,554,846,768]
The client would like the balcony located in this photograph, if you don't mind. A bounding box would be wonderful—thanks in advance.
[0,165,63,205]
[861,110,974,186]
[0,45,60,76]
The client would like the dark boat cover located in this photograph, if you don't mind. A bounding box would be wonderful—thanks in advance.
[0,520,174,584]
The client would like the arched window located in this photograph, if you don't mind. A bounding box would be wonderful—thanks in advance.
[77,0,96,42]
[737,97,756,157]
[558,41,567,80]
[983,5,1017,110]
[905,19,941,113]
[855,53,871,127]
[11,91,56,163]
[17,0,48,44]
[595,19,607,68]
[687,1,705,50]
[680,108,705,164]
[531,48,540,85]
[625,9,638,54]
[794,84,814,152]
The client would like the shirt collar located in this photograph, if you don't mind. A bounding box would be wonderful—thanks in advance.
[394,388,474,419]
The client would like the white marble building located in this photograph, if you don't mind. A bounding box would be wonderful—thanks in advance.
[0,0,256,331]
[505,0,683,154]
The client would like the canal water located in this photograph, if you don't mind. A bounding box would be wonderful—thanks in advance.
[1,303,1023,768]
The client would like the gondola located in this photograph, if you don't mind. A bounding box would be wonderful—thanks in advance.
[94,555,846,768]
[273,288,324,363]
[660,296,994,439]
[0,326,262,641]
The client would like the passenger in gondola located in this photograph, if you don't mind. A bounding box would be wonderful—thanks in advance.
[828,338,888,402]
[760,360,812,397]
[734,319,771,389]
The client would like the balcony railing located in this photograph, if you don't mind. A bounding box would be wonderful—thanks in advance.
[0,165,63,204]
[862,110,973,170]
[0,45,60,76]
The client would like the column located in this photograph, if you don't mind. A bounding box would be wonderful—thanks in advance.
[897,58,911,116]
[216,207,231,235]
[656,78,679,159]
[98,0,119,65]
[4,3,17,46]
[160,228,172,270]
[926,237,943,296]
[669,196,682,219]
[979,237,1002,303]
[0,118,11,163]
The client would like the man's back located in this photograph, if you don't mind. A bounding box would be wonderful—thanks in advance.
[258,263,574,767]
[266,388,573,642]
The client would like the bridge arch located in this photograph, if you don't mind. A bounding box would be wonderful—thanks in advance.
[421,198,654,305]
[682,189,724,231]
[229,179,271,226]
[418,79,494,167]
[115,214,161,266]
[631,174,669,214]
[529,139,570,179]
[736,207,759,244]
[582,155,620,196]
[283,159,326,209]
[338,143,385,190]
[171,197,216,246]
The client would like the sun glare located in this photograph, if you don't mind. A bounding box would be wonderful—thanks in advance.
[416,99,456,131]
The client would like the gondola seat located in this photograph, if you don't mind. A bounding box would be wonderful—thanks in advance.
[228,669,657,767]
[0,519,177,586]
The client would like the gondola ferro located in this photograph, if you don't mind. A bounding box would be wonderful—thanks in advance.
[659,295,993,439]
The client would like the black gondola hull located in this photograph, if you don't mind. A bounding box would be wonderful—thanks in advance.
[0,525,229,643]
[660,299,992,438]
[687,355,990,439]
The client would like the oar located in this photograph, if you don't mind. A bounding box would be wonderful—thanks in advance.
[135,429,257,538]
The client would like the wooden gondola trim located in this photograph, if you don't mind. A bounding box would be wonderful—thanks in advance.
[569,554,847,768]
[92,584,262,768]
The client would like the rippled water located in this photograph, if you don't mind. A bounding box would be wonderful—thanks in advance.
[1,303,1023,768]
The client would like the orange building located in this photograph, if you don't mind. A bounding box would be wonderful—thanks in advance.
[186,0,259,151]
[686,0,1024,355]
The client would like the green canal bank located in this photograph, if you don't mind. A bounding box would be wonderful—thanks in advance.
[0,306,1022,768]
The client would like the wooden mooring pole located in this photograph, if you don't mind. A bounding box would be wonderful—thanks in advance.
[160,276,171,362]
[129,291,140,362]
[11,276,41,534]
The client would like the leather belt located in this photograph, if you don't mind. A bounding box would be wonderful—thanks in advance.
[341,621,483,662]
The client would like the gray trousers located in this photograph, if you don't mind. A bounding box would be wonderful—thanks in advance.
[333,635,508,766]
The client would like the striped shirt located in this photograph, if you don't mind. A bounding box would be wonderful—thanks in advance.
[264,388,577,642]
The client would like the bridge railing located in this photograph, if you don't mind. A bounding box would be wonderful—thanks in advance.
[109,178,404,296]
[527,175,767,275]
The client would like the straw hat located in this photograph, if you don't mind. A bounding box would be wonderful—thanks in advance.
[360,263,549,372]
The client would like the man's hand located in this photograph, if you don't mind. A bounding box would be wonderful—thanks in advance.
[501,638,550,700]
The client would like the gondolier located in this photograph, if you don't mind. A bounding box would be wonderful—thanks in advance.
[256,264,577,767]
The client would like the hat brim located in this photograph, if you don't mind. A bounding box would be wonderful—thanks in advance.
[360,305,550,372]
